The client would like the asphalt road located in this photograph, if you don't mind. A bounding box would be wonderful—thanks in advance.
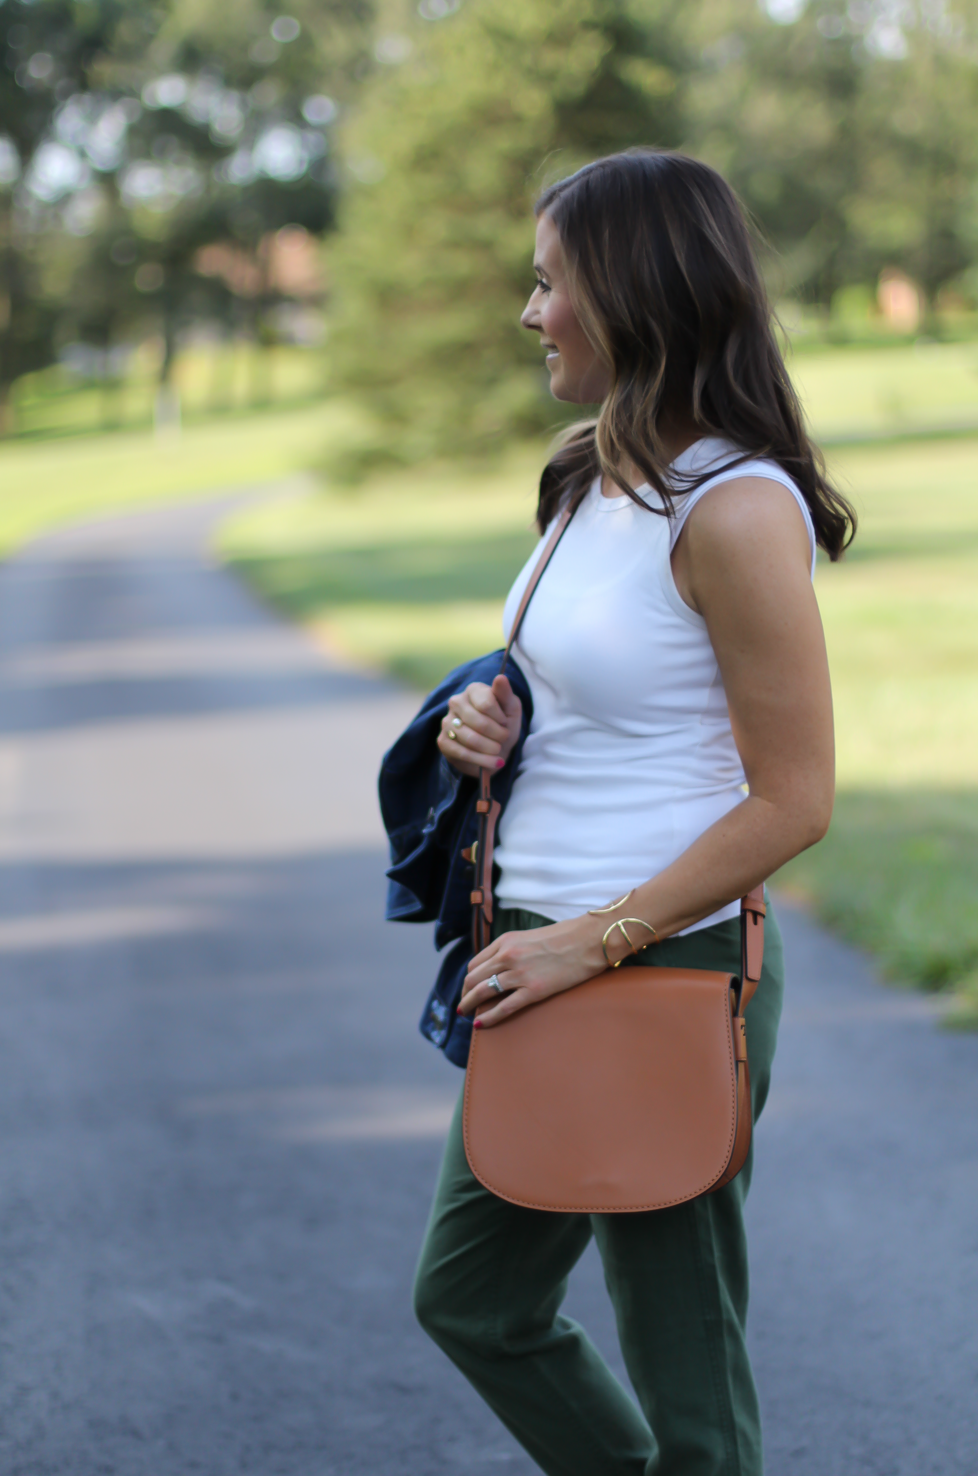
[0,495,975,1476]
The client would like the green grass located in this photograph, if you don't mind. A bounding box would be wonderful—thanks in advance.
[0,400,350,557]
[776,791,978,1026]
[222,442,544,689]
[8,331,978,447]
[792,339,978,442]
[9,344,328,440]
[776,433,978,1025]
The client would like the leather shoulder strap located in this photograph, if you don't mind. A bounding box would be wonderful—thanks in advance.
[470,505,573,951]
[739,884,766,1007]
[500,505,573,672]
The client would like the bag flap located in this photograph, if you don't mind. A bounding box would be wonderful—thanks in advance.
[463,966,740,1213]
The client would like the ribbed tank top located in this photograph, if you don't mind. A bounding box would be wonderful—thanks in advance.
[495,437,817,933]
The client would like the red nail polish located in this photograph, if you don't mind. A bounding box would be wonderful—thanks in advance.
[473,1018,483,1029]
[496,759,505,770]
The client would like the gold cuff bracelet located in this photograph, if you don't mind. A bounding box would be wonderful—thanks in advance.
[601,917,659,968]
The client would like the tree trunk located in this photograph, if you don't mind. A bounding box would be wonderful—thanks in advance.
[154,290,181,435]
[0,380,13,438]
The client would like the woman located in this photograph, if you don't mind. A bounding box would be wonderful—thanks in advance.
[413,150,854,1476]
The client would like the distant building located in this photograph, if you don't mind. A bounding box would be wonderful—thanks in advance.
[877,269,922,331]
[195,227,324,301]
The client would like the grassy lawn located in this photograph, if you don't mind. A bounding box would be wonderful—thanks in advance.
[0,400,347,557]
[778,437,978,1026]
[221,425,978,1024]
[220,443,544,690]
[9,344,327,440]
[790,338,978,442]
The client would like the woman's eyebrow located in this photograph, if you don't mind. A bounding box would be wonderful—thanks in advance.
[533,263,549,278]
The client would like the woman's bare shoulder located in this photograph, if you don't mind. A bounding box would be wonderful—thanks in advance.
[672,476,814,616]
[682,475,812,568]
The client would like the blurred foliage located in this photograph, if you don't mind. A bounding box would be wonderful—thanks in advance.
[328,0,978,472]
[3,0,978,458]
[0,0,374,426]
[688,0,978,304]
[326,0,689,473]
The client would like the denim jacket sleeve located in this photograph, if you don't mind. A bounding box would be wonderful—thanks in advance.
[377,650,532,1064]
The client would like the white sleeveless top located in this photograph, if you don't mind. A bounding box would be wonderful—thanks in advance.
[495,437,817,933]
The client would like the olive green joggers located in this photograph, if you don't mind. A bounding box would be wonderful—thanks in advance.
[413,904,785,1476]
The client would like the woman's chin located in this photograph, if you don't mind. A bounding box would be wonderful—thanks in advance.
[548,372,583,404]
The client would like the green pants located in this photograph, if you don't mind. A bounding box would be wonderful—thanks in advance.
[414,905,785,1476]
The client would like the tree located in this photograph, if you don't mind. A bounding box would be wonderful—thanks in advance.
[328,0,978,474]
[686,0,978,309]
[0,0,129,427]
[0,0,374,429]
[327,0,690,473]
[96,0,369,393]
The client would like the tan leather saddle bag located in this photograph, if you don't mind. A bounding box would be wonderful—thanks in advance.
[459,503,767,1212]
[463,891,765,1213]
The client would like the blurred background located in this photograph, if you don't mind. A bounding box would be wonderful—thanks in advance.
[2,4,978,1470]
[2,3,978,1017]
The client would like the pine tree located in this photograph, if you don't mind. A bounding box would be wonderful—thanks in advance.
[328,0,689,473]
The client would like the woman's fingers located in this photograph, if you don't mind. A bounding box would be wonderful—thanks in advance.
[447,694,509,747]
[463,935,512,987]
[459,935,526,1014]
[456,978,503,1016]
[437,679,523,776]
[438,719,504,772]
[445,715,499,756]
[491,673,523,723]
[469,989,530,1029]
[457,967,530,1027]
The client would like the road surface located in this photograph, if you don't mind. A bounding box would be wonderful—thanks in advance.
[0,495,975,1475]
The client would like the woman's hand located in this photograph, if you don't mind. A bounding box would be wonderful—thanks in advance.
[437,673,523,778]
[457,915,607,1028]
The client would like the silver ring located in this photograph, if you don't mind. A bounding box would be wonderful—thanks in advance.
[487,974,504,996]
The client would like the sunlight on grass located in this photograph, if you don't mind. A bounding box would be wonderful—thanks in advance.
[223,441,542,552]
[310,601,510,691]
[222,440,543,686]
[0,401,349,556]
[792,339,978,440]
[818,439,978,790]
[10,344,328,439]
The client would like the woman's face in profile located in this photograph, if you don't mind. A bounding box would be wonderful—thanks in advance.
[521,212,611,405]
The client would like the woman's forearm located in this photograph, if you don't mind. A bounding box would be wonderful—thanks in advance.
[586,789,830,964]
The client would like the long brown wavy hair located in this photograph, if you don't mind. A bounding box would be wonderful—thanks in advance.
[534,149,855,559]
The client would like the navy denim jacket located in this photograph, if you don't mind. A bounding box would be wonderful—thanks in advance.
[378,651,533,1067]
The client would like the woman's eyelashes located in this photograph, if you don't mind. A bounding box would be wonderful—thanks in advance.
[535,277,551,294]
